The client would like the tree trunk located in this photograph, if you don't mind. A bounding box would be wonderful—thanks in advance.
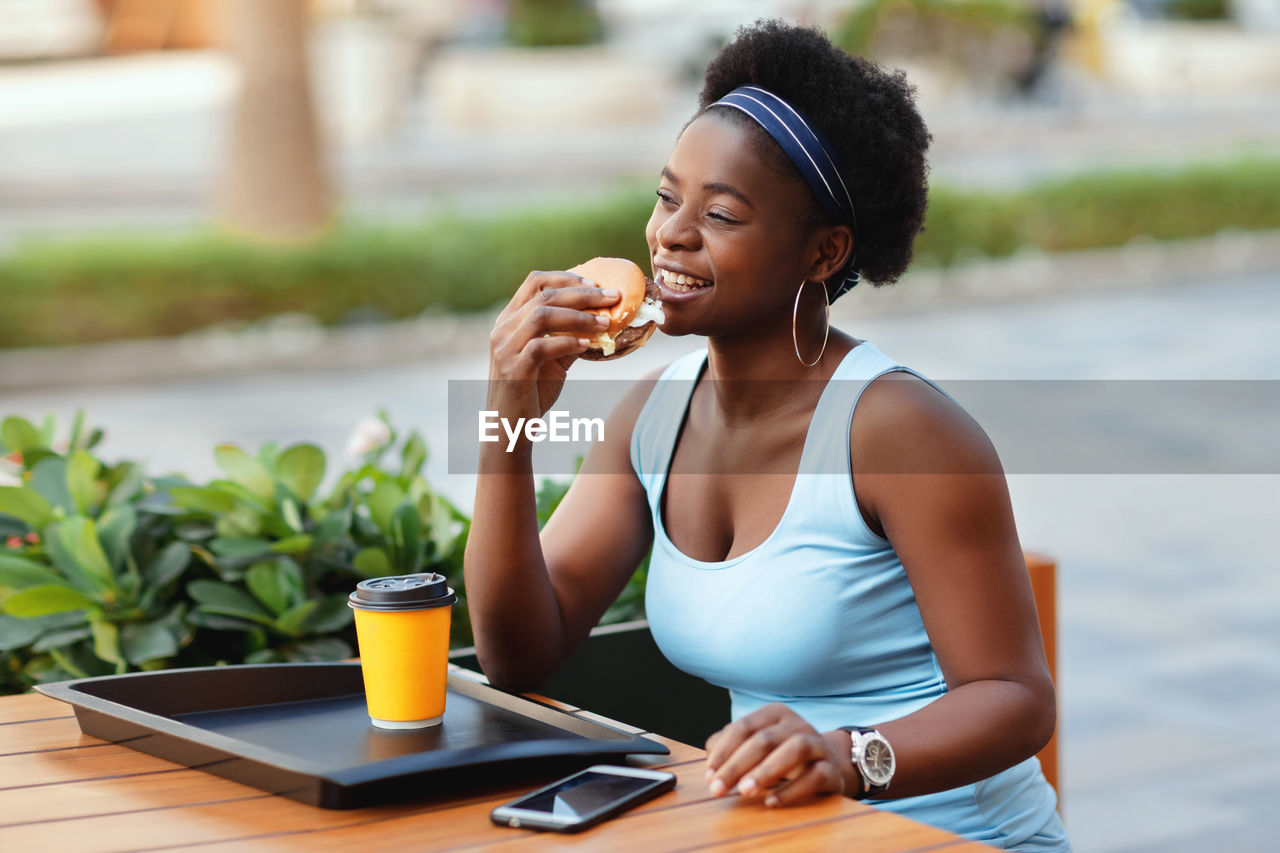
[219,0,332,241]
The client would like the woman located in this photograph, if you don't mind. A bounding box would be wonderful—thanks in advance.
[465,20,1070,851]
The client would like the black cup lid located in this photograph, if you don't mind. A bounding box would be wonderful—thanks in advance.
[348,573,457,611]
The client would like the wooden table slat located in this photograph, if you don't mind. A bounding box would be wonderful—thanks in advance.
[690,810,988,853]
[0,692,73,724]
[0,716,105,756]
[0,741,191,789]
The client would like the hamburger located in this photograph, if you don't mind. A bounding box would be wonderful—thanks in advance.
[570,257,664,360]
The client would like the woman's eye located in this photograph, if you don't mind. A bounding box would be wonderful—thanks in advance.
[709,210,739,224]
[656,189,676,206]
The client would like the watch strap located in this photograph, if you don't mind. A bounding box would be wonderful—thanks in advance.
[838,725,891,800]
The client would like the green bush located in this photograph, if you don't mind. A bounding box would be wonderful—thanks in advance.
[2,159,1279,350]
[0,414,643,694]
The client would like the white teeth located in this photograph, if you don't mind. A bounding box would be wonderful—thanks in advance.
[659,268,711,291]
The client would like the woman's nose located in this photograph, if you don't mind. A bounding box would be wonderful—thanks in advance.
[656,206,699,251]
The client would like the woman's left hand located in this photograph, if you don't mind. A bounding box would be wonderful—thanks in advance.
[704,703,850,807]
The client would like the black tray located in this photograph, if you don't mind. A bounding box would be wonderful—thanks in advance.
[36,662,668,809]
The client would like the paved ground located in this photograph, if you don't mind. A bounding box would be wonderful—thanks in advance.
[2,268,1277,851]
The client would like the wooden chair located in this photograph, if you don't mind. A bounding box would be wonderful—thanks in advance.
[1025,552,1061,810]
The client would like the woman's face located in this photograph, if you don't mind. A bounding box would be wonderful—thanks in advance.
[645,112,820,340]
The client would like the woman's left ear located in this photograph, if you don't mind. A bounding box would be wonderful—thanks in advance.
[809,224,854,283]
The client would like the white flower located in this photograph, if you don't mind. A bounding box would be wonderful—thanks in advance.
[345,417,391,460]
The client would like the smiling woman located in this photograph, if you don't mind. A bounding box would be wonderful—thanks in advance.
[466,19,1069,852]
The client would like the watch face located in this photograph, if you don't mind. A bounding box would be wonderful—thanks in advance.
[862,738,895,786]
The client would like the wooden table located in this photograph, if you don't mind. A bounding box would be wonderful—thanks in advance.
[0,670,986,852]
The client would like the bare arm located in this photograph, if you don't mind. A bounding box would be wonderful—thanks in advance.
[464,270,659,690]
[842,374,1056,797]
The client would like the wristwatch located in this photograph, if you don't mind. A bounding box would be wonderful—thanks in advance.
[838,725,895,799]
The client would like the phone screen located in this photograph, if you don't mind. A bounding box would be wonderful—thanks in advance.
[506,770,661,819]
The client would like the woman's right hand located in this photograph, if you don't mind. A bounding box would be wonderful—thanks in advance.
[487,270,619,422]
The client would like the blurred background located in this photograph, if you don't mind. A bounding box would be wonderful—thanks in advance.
[1,1,1278,850]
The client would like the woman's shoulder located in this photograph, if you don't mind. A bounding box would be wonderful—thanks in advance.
[851,364,1002,477]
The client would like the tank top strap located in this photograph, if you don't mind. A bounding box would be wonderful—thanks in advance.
[630,349,708,496]
[797,341,963,479]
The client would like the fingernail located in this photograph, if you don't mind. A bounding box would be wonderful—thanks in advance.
[577,338,590,347]
[601,288,619,298]
[704,768,715,782]
[709,778,726,797]
[738,778,758,797]
[765,795,779,808]
[595,315,610,326]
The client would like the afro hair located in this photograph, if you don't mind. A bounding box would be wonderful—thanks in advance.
[699,20,931,288]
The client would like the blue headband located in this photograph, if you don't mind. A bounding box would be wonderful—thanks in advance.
[709,85,860,298]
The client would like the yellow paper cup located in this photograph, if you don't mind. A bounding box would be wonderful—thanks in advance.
[349,574,456,729]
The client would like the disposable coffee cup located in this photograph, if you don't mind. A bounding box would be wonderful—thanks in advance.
[348,573,457,729]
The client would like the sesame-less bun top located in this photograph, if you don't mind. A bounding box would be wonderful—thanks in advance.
[570,257,646,335]
[570,257,656,358]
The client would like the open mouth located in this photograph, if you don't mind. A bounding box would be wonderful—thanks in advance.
[656,267,713,293]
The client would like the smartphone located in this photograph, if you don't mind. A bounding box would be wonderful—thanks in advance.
[491,764,677,833]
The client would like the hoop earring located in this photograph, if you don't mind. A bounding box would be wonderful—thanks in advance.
[792,278,830,367]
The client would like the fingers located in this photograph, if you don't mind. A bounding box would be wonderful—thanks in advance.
[704,705,843,807]
[762,759,844,808]
[511,270,620,313]
[490,272,622,377]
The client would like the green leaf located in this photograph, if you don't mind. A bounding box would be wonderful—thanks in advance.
[287,637,352,662]
[257,441,281,472]
[269,534,312,555]
[169,486,237,515]
[0,554,62,589]
[4,584,99,618]
[68,410,86,452]
[66,450,101,515]
[96,506,137,573]
[0,486,53,529]
[90,621,123,667]
[245,648,281,664]
[187,580,275,626]
[106,463,146,507]
[1,417,42,454]
[213,445,276,502]
[29,457,74,514]
[246,560,303,617]
[312,507,351,546]
[274,599,319,637]
[0,613,45,650]
[352,547,391,578]
[277,444,326,503]
[144,542,192,589]
[120,619,180,665]
[367,481,405,534]
[44,517,115,594]
[401,433,429,481]
[33,625,92,653]
[209,537,273,559]
[208,479,273,516]
[390,503,423,575]
[303,594,354,634]
[280,497,304,534]
[186,610,262,633]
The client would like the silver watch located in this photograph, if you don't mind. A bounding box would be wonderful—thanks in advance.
[840,726,895,799]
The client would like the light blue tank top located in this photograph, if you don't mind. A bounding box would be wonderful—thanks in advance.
[631,343,1069,851]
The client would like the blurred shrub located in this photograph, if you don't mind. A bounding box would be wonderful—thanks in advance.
[506,0,603,47]
[2,159,1279,349]
[0,190,653,349]
[834,0,1041,90]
